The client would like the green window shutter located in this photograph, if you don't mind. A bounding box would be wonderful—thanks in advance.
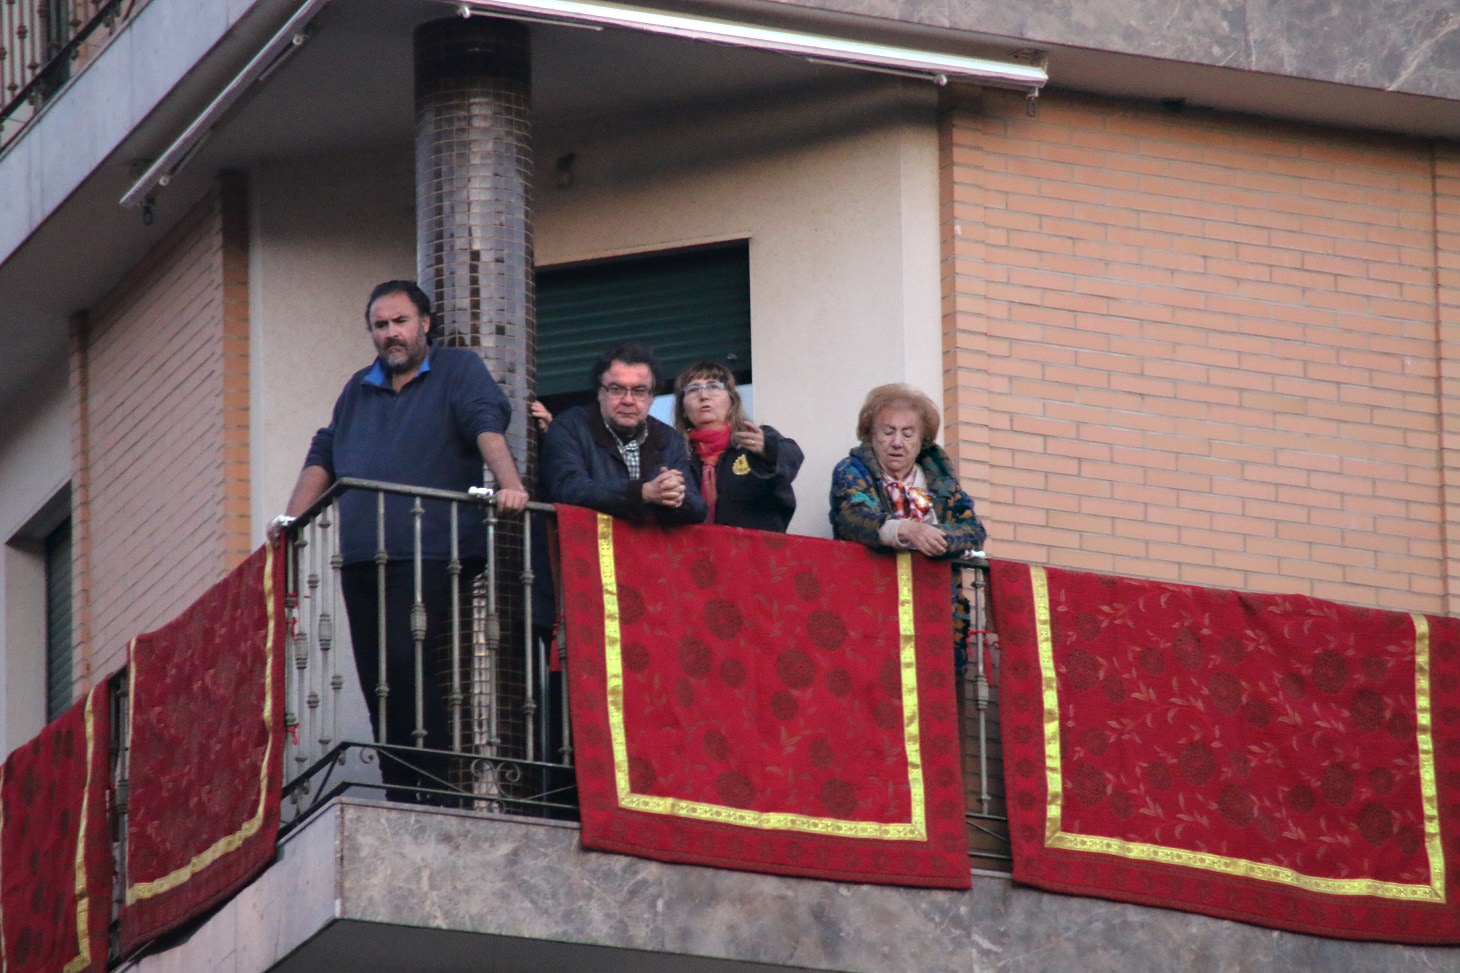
[535,242,751,401]
[45,518,73,722]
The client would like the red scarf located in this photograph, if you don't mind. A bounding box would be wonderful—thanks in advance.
[688,423,732,522]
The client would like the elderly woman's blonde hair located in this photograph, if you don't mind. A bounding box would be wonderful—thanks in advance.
[856,384,940,445]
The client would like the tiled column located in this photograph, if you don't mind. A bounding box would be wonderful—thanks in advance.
[414,16,535,487]
[414,18,535,768]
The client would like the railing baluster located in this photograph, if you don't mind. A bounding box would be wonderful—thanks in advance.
[303,517,321,763]
[283,530,301,785]
[290,529,310,779]
[449,501,463,754]
[970,566,992,815]
[411,496,426,749]
[485,502,500,757]
[317,505,337,754]
[522,508,537,764]
[374,492,388,745]
[325,507,344,755]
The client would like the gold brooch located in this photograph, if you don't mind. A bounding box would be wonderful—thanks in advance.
[732,454,750,475]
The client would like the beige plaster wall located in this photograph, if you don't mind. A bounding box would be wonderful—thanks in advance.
[248,146,416,536]
[535,77,944,537]
[249,80,944,541]
[0,369,71,753]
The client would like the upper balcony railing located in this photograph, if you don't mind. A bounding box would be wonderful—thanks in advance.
[279,478,1010,870]
[0,0,137,152]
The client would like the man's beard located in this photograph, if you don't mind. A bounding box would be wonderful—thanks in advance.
[382,342,418,371]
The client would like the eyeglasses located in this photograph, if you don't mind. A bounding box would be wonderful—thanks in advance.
[601,383,653,401]
[682,380,727,396]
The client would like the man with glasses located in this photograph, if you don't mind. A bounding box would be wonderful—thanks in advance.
[541,341,706,525]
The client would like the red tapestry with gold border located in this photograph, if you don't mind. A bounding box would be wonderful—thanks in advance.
[990,560,1460,942]
[0,682,112,973]
[120,543,285,953]
[558,506,970,889]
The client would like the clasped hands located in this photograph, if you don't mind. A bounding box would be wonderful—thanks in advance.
[642,467,687,508]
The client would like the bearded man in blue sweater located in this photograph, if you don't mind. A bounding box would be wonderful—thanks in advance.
[278,280,528,800]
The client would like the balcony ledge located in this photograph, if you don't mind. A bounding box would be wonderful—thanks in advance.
[118,796,1447,973]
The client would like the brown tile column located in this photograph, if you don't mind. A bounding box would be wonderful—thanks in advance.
[414,16,535,487]
[414,17,536,771]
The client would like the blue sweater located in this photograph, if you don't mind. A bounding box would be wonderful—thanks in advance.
[305,346,511,563]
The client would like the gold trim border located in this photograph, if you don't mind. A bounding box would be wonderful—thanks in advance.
[1031,565,1445,903]
[126,545,278,904]
[596,512,927,840]
[63,686,101,973]
[0,686,103,973]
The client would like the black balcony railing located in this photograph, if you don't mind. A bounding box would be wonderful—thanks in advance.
[278,479,1011,869]
[280,478,574,821]
[0,0,137,152]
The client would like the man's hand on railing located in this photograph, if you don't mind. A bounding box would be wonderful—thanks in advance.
[266,514,295,544]
[495,485,530,514]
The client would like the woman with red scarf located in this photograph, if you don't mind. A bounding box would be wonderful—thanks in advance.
[672,362,803,532]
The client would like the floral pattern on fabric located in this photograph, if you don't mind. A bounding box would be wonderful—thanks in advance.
[0,683,111,973]
[559,505,970,889]
[121,543,285,953]
[991,559,1460,944]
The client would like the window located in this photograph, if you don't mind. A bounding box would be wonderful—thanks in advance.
[535,241,752,416]
[44,518,73,722]
[5,487,72,732]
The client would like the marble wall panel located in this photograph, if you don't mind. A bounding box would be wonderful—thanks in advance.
[756,0,1460,101]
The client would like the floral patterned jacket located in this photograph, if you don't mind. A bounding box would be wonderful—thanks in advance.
[828,441,987,669]
[828,442,986,555]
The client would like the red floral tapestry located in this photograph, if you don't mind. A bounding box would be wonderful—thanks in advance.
[120,543,285,953]
[558,506,970,889]
[990,560,1460,943]
[0,682,112,973]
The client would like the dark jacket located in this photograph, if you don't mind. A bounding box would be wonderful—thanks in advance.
[689,424,803,532]
[541,404,707,525]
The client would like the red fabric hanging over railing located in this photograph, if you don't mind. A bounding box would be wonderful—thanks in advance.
[990,559,1460,943]
[559,506,971,889]
[119,543,285,953]
[0,682,112,973]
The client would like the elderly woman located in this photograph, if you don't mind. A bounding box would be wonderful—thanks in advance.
[673,361,803,532]
[830,383,986,553]
[830,384,987,665]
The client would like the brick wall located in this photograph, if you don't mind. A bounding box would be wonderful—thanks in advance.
[72,176,251,681]
[942,90,1457,614]
[1435,145,1460,618]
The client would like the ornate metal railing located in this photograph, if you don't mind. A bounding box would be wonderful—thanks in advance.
[278,479,1010,869]
[280,478,573,823]
[958,558,1008,871]
[0,0,138,152]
